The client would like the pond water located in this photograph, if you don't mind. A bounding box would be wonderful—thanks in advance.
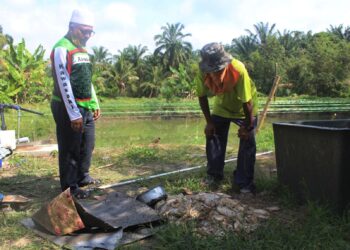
[95,112,350,148]
[4,108,348,148]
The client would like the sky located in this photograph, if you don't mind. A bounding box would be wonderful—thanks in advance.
[1,0,349,58]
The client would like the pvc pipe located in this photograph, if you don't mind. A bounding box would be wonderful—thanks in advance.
[99,151,273,189]
[17,137,30,144]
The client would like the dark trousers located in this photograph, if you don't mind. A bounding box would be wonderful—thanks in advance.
[51,101,95,191]
[206,115,257,189]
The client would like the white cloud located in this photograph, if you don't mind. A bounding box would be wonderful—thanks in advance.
[179,0,196,16]
[187,23,242,50]
[1,0,349,59]
[1,0,35,8]
[232,0,349,33]
[101,3,137,27]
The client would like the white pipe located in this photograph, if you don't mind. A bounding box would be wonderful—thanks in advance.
[17,137,30,144]
[99,151,273,189]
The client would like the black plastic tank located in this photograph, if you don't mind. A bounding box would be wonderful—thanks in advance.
[273,119,350,212]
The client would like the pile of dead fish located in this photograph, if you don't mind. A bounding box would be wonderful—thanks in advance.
[154,192,279,237]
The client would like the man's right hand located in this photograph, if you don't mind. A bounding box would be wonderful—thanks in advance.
[205,122,216,138]
[71,117,83,132]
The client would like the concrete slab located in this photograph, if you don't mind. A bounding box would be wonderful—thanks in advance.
[14,144,58,156]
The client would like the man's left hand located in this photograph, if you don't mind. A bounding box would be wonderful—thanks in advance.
[237,126,253,140]
[93,109,101,121]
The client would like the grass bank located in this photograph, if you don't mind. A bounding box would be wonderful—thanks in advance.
[1,149,349,249]
[0,97,349,249]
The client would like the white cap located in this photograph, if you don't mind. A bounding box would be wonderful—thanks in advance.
[69,9,94,26]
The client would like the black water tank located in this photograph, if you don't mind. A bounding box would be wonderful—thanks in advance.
[273,119,350,213]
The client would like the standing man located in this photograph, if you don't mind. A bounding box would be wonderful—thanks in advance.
[197,42,258,193]
[51,9,101,199]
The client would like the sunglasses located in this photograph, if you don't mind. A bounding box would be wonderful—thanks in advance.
[79,28,95,36]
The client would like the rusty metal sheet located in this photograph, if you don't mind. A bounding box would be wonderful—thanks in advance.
[75,192,160,229]
[32,189,85,235]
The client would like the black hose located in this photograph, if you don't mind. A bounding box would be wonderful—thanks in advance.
[0,104,44,116]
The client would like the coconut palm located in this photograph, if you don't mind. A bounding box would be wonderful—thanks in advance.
[246,22,277,45]
[102,53,139,96]
[231,35,257,60]
[154,22,192,70]
[122,44,148,67]
[277,30,301,56]
[140,65,163,97]
[0,25,13,50]
[0,26,7,50]
[120,44,148,83]
[91,46,111,64]
[327,24,350,41]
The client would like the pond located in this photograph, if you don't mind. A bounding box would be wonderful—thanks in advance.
[95,111,350,149]
[4,110,350,150]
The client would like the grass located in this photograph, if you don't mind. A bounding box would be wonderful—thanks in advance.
[128,212,350,250]
[0,98,349,249]
[120,163,350,250]
[122,166,350,250]
[1,147,349,249]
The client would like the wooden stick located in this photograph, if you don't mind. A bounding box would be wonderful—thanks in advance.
[256,75,281,133]
[96,163,115,169]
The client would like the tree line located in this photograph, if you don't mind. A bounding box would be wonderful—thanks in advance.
[1,22,350,103]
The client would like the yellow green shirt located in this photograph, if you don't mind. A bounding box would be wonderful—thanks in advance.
[196,58,258,119]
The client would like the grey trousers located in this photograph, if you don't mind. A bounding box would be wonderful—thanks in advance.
[51,101,95,191]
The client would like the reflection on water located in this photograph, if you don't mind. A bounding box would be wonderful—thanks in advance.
[96,112,350,148]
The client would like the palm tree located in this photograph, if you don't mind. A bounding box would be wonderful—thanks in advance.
[91,46,111,64]
[120,44,148,83]
[122,44,148,67]
[231,35,257,60]
[89,46,111,96]
[0,25,13,50]
[327,24,350,41]
[0,26,7,50]
[140,65,163,97]
[102,53,139,96]
[154,22,192,70]
[277,30,301,56]
[245,22,277,45]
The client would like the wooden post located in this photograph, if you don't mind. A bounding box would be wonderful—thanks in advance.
[274,63,278,101]
[256,75,281,133]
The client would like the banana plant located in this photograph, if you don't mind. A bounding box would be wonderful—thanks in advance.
[164,63,195,99]
[1,39,47,103]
